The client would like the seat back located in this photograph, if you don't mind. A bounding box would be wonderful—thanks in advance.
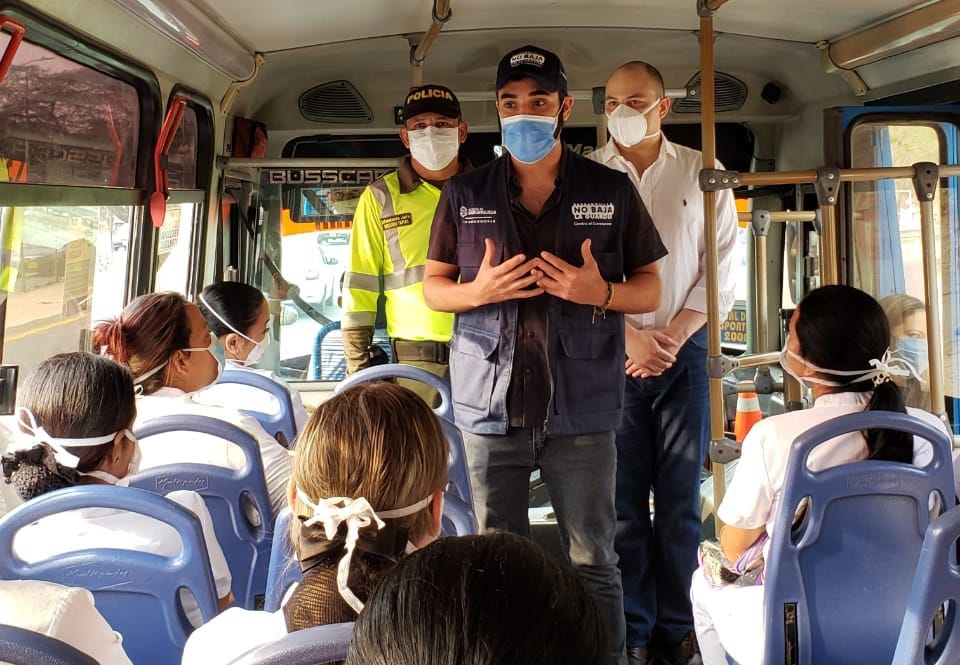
[440,492,479,536]
[763,411,954,665]
[131,415,274,610]
[217,369,298,447]
[335,363,474,506]
[227,622,353,665]
[310,321,392,381]
[0,624,99,665]
[264,507,298,612]
[892,504,960,665]
[0,486,218,665]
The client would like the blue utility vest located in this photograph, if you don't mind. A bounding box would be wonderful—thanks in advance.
[444,152,635,435]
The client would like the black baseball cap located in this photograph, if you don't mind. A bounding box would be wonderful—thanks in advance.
[401,85,461,122]
[496,45,568,94]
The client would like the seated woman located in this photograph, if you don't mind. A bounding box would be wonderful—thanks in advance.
[0,580,134,665]
[93,292,292,516]
[346,532,608,665]
[690,285,949,665]
[1,352,233,627]
[181,381,447,665]
[880,293,931,410]
[195,281,310,445]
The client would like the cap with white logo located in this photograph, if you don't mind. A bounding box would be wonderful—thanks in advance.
[496,45,567,94]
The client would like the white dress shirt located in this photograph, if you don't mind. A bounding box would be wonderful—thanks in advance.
[0,580,134,665]
[588,137,739,330]
[135,388,293,517]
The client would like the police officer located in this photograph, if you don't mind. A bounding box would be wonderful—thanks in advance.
[341,85,467,405]
[589,61,738,665]
[423,46,667,665]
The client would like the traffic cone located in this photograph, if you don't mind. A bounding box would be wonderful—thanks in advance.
[734,391,762,442]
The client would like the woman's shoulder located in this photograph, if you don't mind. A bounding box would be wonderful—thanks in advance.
[182,607,287,665]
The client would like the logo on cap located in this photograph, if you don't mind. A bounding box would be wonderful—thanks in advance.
[406,87,455,104]
[510,52,546,68]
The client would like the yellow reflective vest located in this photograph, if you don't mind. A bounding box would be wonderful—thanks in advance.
[342,161,453,342]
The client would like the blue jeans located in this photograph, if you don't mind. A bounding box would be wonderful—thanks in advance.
[617,327,709,647]
[463,427,627,665]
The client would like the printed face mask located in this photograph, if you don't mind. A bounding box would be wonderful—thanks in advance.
[407,126,460,171]
[500,112,560,164]
[606,99,661,148]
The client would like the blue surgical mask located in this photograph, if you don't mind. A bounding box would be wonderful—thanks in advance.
[501,113,560,164]
[895,337,928,376]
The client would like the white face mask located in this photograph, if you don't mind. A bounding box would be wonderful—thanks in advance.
[199,293,271,368]
[779,335,917,390]
[407,126,460,171]
[606,100,661,148]
[16,407,139,484]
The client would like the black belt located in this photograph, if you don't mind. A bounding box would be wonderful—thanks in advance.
[391,339,449,364]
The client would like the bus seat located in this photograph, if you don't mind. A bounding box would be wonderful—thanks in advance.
[747,411,954,665]
[0,486,218,665]
[217,369,298,448]
[264,489,477,613]
[440,492,478,537]
[0,623,100,665]
[334,363,474,507]
[892,503,960,665]
[264,507,297,613]
[131,415,274,611]
[310,321,392,381]
[226,621,353,665]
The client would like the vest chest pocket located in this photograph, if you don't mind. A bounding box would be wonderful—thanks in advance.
[449,323,500,415]
[555,329,622,415]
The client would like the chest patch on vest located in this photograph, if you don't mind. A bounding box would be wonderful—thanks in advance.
[571,202,615,225]
[381,212,413,230]
[459,206,497,225]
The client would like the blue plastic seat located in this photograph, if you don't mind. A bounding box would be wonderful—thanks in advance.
[0,624,99,665]
[226,621,353,665]
[131,415,274,610]
[752,411,954,665]
[217,369,298,447]
[264,507,297,612]
[310,321,392,381]
[335,363,474,507]
[0,485,218,665]
[892,504,960,665]
[440,492,479,537]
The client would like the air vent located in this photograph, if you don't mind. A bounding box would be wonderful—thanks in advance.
[299,80,373,124]
[673,72,747,113]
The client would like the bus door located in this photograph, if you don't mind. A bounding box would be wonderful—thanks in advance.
[825,105,960,433]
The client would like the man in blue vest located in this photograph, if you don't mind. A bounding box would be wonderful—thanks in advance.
[423,45,668,665]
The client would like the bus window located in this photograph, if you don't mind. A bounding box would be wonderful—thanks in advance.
[848,120,959,420]
[155,202,199,294]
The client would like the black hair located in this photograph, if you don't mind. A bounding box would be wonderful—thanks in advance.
[346,532,609,665]
[198,282,266,338]
[795,285,912,463]
[2,352,136,500]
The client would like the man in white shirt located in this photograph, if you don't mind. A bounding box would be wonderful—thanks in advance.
[588,61,738,665]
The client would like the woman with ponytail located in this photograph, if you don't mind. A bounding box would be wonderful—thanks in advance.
[690,285,950,665]
[92,292,292,516]
[1,352,233,629]
[181,382,447,665]
[194,282,310,444]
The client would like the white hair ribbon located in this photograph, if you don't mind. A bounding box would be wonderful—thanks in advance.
[296,489,433,613]
[16,407,119,469]
[866,348,924,386]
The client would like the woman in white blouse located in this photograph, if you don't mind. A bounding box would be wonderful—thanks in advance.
[194,281,309,446]
[92,292,292,516]
[690,285,948,665]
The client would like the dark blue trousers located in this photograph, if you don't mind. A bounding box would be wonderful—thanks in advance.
[616,326,709,648]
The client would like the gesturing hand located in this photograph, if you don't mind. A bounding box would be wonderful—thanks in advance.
[532,238,608,306]
[470,238,543,307]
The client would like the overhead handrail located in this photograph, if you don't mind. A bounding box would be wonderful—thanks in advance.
[409,0,452,87]
[0,16,25,88]
[150,95,187,228]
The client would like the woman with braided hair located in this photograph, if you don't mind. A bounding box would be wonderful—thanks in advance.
[1,352,233,628]
[181,381,447,665]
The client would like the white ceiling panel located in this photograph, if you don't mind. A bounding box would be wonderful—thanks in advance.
[199,0,930,53]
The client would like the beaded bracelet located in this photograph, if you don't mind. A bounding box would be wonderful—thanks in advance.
[592,281,615,324]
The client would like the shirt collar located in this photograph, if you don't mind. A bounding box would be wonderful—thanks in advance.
[398,155,472,194]
[813,391,872,408]
[596,134,677,167]
[506,146,569,197]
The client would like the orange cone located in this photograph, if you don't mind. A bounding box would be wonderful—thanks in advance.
[734,391,762,442]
